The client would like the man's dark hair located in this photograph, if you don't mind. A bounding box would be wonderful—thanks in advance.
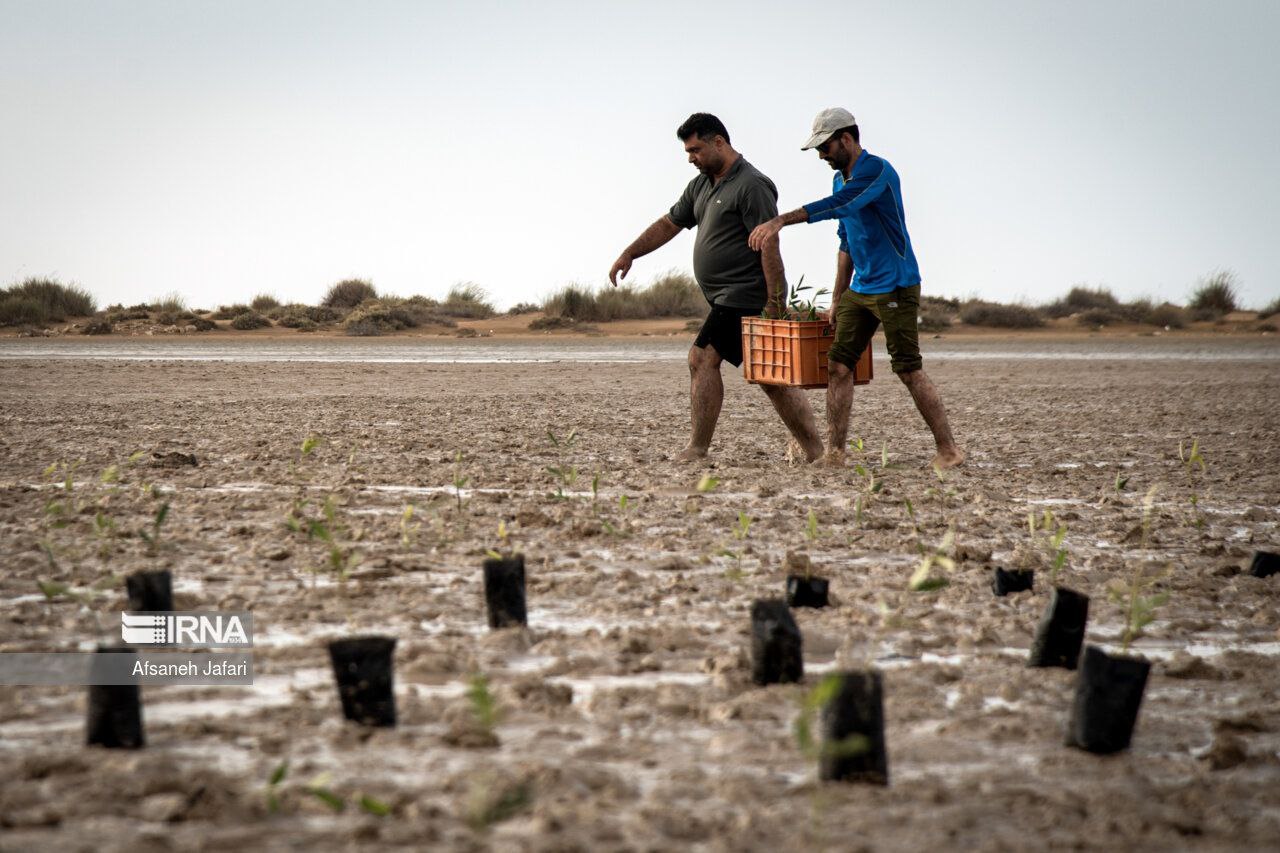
[836,124,860,144]
[677,113,730,144]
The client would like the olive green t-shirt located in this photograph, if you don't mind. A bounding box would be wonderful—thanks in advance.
[668,156,778,310]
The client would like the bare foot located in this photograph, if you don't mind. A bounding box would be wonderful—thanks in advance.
[930,447,965,470]
[785,438,824,465]
[818,449,847,468]
[675,446,709,463]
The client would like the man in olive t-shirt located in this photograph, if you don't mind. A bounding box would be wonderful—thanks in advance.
[609,113,823,463]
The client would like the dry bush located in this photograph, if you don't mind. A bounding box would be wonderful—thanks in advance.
[229,311,272,330]
[639,270,704,317]
[81,319,113,335]
[1259,296,1280,319]
[323,278,378,309]
[958,300,1045,328]
[1140,302,1187,328]
[212,304,252,320]
[343,298,457,335]
[528,316,580,331]
[1188,270,1240,319]
[0,294,49,326]
[441,283,496,319]
[507,302,540,315]
[273,304,342,328]
[543,284,599,321]
[251,293,280,311]
[918,296,957,331]
[541,271,706,322]
[1075,307,1127,326]
[1042,285,1120,318]
[1,278,96,323]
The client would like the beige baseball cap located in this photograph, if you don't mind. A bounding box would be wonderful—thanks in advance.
[801,107,857,150]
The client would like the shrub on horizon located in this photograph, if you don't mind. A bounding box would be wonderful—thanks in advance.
[0,294,50,327]
[440,282,496,319]
[1140,302,1187,328]
[1259,296,1280,319]
[1188,270,1240,319]
[958,300,1045,328]
[323,278,378,309]
[540,271,706,323]
[1042,285,1120,318]
[2,277,95,321]
[230,311,272,330]
[251,293,281,311]
[213,304,252,320]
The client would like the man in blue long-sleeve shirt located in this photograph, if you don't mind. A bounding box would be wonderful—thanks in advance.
[749,108,964,470]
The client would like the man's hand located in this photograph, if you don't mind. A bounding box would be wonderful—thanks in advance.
[748,217,784,252]
[608,253,632,286]
[762,297,785,320]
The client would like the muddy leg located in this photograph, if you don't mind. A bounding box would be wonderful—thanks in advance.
[823,360,855,465]
[760,384,823,462]
[898,368,964,469]
[678,344,723,461]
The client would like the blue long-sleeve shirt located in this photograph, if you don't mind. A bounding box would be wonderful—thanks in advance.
[802,151,921,295]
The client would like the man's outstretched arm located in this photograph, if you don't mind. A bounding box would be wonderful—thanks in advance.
[610,216,683,285]
[747,208,809,251]
[758,233,788,318]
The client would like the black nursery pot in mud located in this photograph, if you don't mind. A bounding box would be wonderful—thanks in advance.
[1028,586,1089,669]
[1065,645,1150,754]
[126,569,173,612]
[328,636,397,727]
[786,575,830,608]
[819,670,889,786]
[1249,550,1280,578]
[992,567,1034,597]
[750,599,803,685]
[483,555,527,629]
[86,647,145,749]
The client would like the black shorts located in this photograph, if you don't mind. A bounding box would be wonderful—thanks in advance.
[693,304,760,367]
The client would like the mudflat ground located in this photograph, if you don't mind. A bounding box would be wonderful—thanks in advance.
[0,336,1278,851]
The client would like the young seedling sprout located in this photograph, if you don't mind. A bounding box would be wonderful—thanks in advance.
[696,473,720,493]
[400,504,420,549]
[485,519,517,560]
[793,675,871,764]
[466,673,500,737]
[452,450,469,513]
[805,507,820,543]
[138,501,170,553]
[1028,509,1069,581]
[717,511,751,580]
[908,527,955,592]
[603,494,634,537]
[1107,566,1169,652]
[1178,438,1207,528]
[269,763,389,818]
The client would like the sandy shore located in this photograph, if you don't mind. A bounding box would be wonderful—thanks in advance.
[0,337,1278,850]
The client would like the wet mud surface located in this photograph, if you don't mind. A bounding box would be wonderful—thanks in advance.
[1,338,1278,850]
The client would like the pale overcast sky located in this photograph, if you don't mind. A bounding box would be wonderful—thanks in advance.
[2,0,1277,310]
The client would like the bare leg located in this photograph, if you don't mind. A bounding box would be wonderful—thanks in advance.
[823,360,856,465]
[677,344,723,461]
[760,385,824,462]
[898,368,964,469]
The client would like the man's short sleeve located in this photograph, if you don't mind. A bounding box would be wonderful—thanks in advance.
[668,178,699,230]
[738,175,780,232]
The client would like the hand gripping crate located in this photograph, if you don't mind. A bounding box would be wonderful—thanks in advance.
[741,318,873,389]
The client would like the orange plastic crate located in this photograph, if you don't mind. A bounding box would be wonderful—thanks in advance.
[741,318,873,388]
